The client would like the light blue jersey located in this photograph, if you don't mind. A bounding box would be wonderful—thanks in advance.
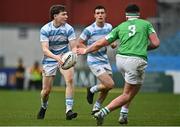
[80,22,112,66]
[40,21,76,64]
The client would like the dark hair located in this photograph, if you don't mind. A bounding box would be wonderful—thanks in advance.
[94,5,106,13]
[125,4,140,13]
[49,5,66,20]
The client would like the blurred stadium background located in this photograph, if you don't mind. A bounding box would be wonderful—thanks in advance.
[0,0,180,126]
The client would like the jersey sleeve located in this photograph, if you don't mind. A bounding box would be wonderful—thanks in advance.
[147,22,156,35]
[105,27,119,44]
[40,27,49,42]
[80,28,91,41]
[67,27,76,41]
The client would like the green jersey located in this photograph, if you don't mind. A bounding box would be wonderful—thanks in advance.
[106,18,155,60]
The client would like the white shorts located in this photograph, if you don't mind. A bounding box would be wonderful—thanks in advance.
[116,54,147,85]
[89,64,112,77]
[42,63,59,76]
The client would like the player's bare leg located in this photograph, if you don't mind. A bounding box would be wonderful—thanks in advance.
[60,67,77,120]
[94,82,141,125]
[87,84,106,104]
[91,89,108,115]
[90,73,114,114]
[37,76,54,119]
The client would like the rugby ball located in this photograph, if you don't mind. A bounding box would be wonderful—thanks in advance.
[61,51,77,70]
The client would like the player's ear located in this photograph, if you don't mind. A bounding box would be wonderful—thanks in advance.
[54,14,57,18]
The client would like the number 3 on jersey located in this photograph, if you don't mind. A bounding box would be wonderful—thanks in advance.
[128,25,136,37]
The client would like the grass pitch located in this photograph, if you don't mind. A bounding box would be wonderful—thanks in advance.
[0,88,179,126]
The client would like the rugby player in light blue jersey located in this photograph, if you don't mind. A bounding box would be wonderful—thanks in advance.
[37,5,77,120]
[78,5,117,115]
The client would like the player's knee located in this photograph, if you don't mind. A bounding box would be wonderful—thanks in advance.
[65,78,73,86]
[110,81,115,89]
[105,81,114,90]
[41,88,51,97]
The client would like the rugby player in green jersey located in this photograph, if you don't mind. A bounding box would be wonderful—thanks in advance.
[76,4,160,125]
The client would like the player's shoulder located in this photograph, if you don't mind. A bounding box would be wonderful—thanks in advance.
[104,23,113,29]
[115,22,124,29]
[64,23,75,32]
[105,22,112,27]
[82,23,95,34]
[40,22,52,32]
[85,22,95,30]
[137,19,151,25]
[64,23,73,28]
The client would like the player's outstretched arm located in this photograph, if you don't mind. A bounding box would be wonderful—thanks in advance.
[77,38,87,48]
[76,37,109,55]
[74,38,87,54]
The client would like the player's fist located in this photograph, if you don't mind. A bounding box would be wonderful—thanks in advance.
[110,42,117,49]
